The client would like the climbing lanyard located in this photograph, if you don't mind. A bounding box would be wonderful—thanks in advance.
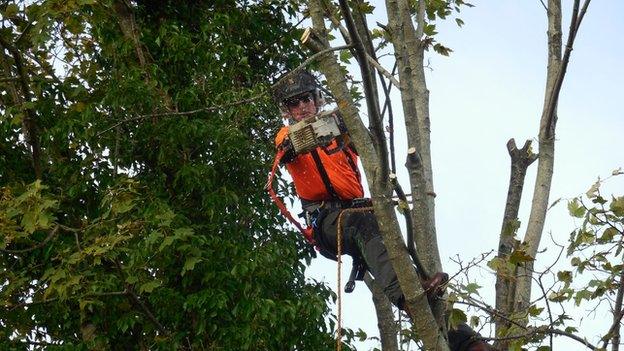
[265,148,315,245]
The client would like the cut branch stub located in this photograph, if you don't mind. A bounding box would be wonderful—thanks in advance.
[494,138,538,345]
[406,147,422,168]
[507,138,538,166]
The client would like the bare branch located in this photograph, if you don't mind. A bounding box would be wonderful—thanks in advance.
[543,0,592,138]
[602,267,624,350]
[338,0,389,179]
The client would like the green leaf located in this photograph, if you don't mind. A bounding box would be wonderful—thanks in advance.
[585,179,601,198]
[423,24,438,36]
[112,198,134,215]
[610,196,624,216]
[464,282,481,296]
[3,3,19,18]
[139,280,161,293]
[548,290,568,303]
[338,50,352,64]
[509,248,534,265]
[455,18,465,27]
[448,308,467,330]
[528,305,544,317]
[557,270,572,284]
[574,289,592,306]
[469,316,479,328]
[182,256,202,275]
[564,326,578,333]
[355,328,367,341]
[21,211,37,234]
[600,227,618,242]
[502,218,520,236]
[433,43,453,56]
[567,199,586,218]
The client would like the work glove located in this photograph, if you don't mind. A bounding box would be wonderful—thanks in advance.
[279,138,296,164]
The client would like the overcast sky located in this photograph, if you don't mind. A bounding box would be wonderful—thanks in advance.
[301,1,624,350]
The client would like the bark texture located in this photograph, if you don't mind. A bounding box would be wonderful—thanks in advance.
[365,274,399,351]
[385,0,447,330]
[493,139,537,349]
[512,0,563,316]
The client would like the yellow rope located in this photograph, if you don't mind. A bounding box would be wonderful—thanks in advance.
[335,206,373,351]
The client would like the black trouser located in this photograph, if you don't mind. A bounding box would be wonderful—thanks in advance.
[312,207,482,351]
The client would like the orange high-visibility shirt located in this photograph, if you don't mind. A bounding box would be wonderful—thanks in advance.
[275,126,364,201]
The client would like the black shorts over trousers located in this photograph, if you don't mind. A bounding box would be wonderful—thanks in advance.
[312,207,483,351]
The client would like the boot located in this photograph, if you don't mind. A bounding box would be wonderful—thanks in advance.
[398,271,449,321]
[420,271,449,300]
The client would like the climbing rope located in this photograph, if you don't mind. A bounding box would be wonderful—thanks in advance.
[335,206,374,351]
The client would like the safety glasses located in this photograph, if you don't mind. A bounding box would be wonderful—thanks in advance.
[284,93,313,108]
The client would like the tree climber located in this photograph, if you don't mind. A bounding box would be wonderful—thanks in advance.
[270,70,494,351]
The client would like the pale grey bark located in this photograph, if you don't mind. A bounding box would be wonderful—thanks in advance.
[505,0,592,334]
[609,268,624,351]
[385,0,442,277]
[493,139,537,350]
[385,0,447,331]
[365,274,399,351]
[512,0,563,316]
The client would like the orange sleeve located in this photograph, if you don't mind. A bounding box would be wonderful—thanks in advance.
[275,126,289,147]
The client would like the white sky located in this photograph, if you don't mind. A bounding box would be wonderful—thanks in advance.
[301,1,624,350]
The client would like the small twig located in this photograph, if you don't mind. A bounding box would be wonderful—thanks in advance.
[543,0,592,138]
[453,291,599,350]
[0,225,59,254]
[449,251,494,283]
[537,275,554,350]
[366,55,399,87]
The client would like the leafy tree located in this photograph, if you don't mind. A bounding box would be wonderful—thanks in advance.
[1,0,345,349]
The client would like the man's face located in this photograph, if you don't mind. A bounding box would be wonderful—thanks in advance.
[284,92,317,121]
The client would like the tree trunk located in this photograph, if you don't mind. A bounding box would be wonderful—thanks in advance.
[365,274,399,351]
[512,0,562,317]
[494,139,537,349]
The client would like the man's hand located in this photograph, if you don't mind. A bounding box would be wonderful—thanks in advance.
[279,138,296,164]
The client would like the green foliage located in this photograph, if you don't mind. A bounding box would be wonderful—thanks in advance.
[554,174,624,312]
[0,1,341,349]
[448,308,467,330]
[513,173,624,348]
